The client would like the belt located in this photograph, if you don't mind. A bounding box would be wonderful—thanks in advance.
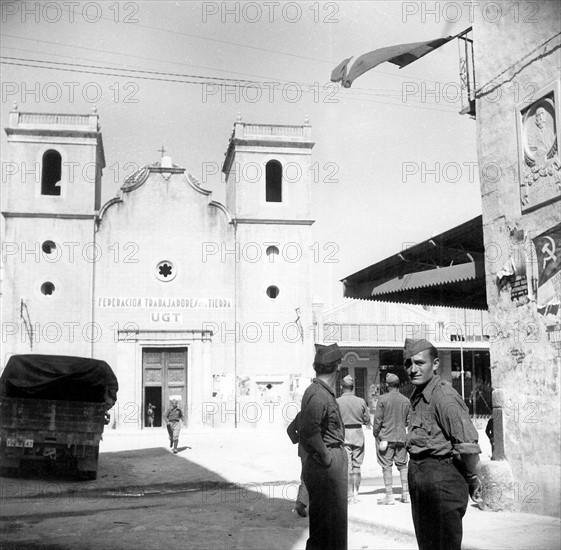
[410,452,453,462]
[326,443,343,448]
[344,424,362,429]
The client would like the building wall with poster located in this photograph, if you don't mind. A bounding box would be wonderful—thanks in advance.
[474,0,561,516]
[1,108,315,431]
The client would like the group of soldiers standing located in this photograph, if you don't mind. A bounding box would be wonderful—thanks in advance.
[289,338,482,550]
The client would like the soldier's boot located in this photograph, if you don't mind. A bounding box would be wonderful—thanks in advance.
[378,469,395,505]
[399,467,409,503]
[173,438,179,453]
[347,474,355,503]
[353,472,362,500]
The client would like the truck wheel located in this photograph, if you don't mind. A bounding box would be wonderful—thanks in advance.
[78,470,97,481]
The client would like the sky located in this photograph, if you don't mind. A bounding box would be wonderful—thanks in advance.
[1,0,483,308]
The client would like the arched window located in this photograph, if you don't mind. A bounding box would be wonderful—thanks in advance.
[265,160,282,202]
[41,150,62,196]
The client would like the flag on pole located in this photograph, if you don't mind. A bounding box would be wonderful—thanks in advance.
[331,36,454,88]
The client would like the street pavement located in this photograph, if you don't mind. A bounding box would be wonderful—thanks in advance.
[1,427,560,549]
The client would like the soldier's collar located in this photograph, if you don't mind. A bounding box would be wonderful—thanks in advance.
[412,375,441,402]
[313,378,336,396]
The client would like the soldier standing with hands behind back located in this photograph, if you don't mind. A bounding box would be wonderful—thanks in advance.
[373,372,411,505]
[404,338,482,550]
[337,375,370,504]
[300,343,348,550]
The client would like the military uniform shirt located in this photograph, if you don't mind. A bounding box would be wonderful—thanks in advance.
[406,375,481,457]
[165,407,183,423]
[373,390,411,443]
[300,378,345,465]
[337,393,370,447]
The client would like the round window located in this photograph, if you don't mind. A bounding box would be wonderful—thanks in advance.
[42,240,56,254]
[41,281,55,296]
[266,285,279,299]
[156,260,177,282]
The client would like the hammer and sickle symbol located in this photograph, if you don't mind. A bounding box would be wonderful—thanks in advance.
[542,236,557,269]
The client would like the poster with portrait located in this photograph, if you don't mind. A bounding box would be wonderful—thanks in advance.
[516,80,561,213]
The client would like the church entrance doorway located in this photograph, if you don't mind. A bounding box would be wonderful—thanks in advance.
[142,347,188,428]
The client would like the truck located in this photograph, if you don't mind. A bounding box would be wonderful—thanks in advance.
[0,354,118,480]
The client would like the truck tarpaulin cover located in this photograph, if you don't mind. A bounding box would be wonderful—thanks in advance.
[0,355,118,407]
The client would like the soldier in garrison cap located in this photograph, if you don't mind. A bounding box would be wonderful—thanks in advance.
[337,374,370,504]
[404,339,482,550]
[300,343,348,550]
[164,399,185,454]
[373,372,411,505]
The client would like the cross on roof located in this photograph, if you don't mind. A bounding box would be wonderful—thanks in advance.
[158,146,167,157]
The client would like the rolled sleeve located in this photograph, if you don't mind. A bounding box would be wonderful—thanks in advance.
[435,388,481,455]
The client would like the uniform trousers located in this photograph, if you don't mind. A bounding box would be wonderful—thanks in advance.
[376,442,407,470]
[297,456,309,506]
[408,456,468,550]
[167,421,181,440]
[344,443,365,473]
[302,446,348,550]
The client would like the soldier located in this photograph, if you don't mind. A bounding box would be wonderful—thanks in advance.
[373,372,411,505]
[164,399,184,454]
[147,403,156,428]
[337,375,370,504]
[404,338,482,550]
[300,343,348,550]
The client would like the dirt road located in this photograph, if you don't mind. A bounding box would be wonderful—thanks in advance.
[0,430,416,549]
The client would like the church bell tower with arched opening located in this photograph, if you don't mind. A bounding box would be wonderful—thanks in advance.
[221,115,315,418]
[1,105,105,358]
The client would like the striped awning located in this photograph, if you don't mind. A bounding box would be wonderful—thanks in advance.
[371,262,484,296]
[343,216,487,310]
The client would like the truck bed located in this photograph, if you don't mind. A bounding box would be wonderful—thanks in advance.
[0,397,107,479]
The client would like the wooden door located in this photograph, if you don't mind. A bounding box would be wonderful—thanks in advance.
[142,348,187,427]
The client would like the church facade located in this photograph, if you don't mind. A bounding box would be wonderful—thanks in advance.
[1,108,316,429]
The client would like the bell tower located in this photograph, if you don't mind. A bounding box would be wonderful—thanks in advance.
[1,104,105,358]
[222,115,315,408]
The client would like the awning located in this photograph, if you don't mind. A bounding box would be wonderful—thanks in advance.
[343,216,488,310]
[371,261,484,294]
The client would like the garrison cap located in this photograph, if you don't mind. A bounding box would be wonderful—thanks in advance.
[342,375,354,385]
[314,343,342,366]
[404,338,435,359]
[385,373,400,385]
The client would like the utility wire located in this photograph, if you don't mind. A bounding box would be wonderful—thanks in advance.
[2,32,447,85]
[0,55,461,108]
[1,47,432,102]
[0,58,460,113]
[0,56,260,84]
